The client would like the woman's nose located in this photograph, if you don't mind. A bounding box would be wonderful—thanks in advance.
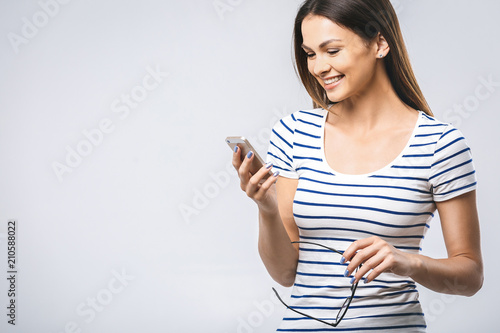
[313,55,331,77]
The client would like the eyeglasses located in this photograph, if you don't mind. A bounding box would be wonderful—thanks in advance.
[272,241,360,327]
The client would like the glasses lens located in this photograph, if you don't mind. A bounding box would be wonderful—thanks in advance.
[276,242,361,327]
[336,296,352,322]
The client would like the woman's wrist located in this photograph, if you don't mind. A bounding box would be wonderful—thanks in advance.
[408,253,426,280]
[257,203,281,222]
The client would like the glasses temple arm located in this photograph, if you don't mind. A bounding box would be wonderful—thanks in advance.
[272,287,339,327]
[291,241,344,256]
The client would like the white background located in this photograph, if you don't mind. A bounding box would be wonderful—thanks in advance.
[0,0,498,332]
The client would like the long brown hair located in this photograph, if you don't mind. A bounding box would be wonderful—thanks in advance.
[293,0,433,116]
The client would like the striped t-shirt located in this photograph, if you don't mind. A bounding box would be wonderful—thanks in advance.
[266,108,477,332]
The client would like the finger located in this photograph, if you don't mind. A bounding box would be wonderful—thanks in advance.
[253,161,274,184]
[363,256,395,284]
[342,237,376,264]
[252,165,279,200]
[345,244,380,277]
[238,150,255,190]
[259,165,279,190]
[232,145,242,170]
[350,252,386,284]
[245,156,267,196]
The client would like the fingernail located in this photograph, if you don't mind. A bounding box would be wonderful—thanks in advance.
[343,269,349,277]
[234,146,238,153]
[340,257,346,264]
[247,151,253,158]
[350,276,356,284]
[265,162,273,169]
[273,171,280,177]
[363,278,369,284]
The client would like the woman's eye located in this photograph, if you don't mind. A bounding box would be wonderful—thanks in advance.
[305,50,339,58]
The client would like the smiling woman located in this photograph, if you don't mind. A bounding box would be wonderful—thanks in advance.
[230,0,483,332]
[293,0,432,118]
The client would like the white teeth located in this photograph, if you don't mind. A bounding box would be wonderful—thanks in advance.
[324,76,343,85]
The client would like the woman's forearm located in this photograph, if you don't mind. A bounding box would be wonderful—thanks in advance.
[257,208,299,287]
[409,192,483,296]
[409,253,483,296]
[343,232,483,297]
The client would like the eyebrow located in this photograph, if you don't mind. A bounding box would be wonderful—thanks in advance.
[301,38,342,50]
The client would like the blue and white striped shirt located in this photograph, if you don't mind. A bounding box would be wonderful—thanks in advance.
[266,108,477,332]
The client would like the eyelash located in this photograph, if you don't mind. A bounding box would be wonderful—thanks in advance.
[306,50,339,58]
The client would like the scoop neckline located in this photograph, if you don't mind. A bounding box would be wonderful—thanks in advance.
[319,110,423,178]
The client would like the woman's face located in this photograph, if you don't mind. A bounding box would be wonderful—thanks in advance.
[301,14,380,103]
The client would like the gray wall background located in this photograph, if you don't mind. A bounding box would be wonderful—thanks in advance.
[0,0,498,332]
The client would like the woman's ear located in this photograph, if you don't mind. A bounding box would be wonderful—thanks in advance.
[375,33,390,58]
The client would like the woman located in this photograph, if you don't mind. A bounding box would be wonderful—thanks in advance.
[231,0,483,331]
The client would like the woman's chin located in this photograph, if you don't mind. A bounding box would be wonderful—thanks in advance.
[325,93,344,104]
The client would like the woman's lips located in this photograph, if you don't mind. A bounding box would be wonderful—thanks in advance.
[324,75,344,90]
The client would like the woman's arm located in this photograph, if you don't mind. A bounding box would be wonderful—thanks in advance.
[410,190,483,295]
[342,190,483,296]
[232,147,300,287]
[258,177,300,287]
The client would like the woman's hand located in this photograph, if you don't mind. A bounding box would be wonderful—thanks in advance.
[232,146,280,213]
[342,192,482,295]
[341,236,421,284]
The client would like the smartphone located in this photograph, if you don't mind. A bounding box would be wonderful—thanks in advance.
[225,136,272,180]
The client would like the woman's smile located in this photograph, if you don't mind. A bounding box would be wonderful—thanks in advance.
[323,75,345,90]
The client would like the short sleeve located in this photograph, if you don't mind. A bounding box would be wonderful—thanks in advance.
[429,124,477,202]
[266,113,298,179]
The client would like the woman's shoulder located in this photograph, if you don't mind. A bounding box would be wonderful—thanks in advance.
[417,111,469,143]
[273,107,327,130]
[420,112,477,201]
[295,107,328,118]
[418,111,450,127]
